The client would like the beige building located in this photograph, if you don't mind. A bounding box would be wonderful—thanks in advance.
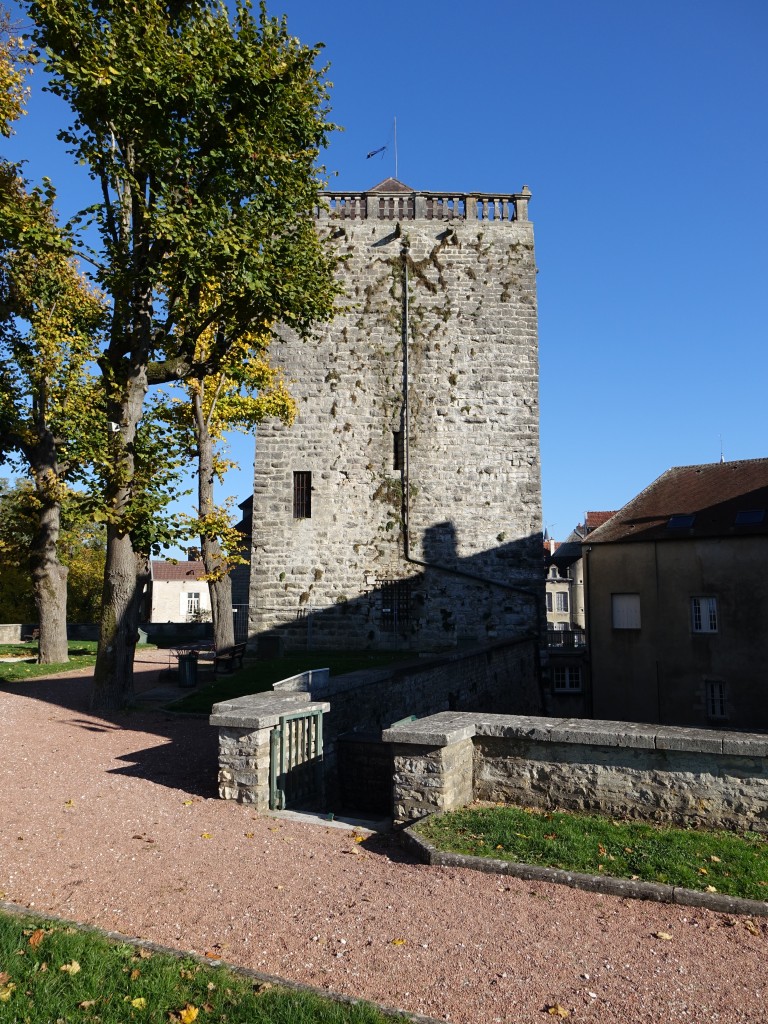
[585,459,768,730]
[147,560,211,623]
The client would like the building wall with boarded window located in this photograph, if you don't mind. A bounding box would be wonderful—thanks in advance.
[249,183,543,651]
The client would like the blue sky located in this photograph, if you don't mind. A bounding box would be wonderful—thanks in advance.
[4,0,767,542]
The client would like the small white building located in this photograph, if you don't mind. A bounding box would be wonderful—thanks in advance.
[148,560,211,623]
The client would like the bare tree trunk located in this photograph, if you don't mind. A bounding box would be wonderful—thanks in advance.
[195,391,235,651]
[31,496,69,664]
[91,371,148,710]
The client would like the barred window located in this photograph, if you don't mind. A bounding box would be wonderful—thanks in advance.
[378,578,412,632]
[293,471,312,519]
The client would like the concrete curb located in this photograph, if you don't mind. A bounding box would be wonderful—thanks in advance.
[0,898,443,1024]
[401,827,768,918]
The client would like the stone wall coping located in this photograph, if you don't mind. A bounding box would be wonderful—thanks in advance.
[383,712,768,756]
[210,692,329,730]
[271,668,330,693]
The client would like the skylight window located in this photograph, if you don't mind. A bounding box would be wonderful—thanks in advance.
[667,514,695,529]
[735,509,765,525]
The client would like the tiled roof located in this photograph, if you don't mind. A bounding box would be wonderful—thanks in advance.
[151,560,206,582]
[588,459,768,544]
[584,510,617,531]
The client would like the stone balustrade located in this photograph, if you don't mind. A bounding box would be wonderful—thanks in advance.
[315,186,530,223]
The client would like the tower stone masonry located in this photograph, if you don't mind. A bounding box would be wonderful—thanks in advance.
[249,178,543,651]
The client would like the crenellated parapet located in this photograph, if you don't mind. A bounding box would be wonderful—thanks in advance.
[315,185,531,223]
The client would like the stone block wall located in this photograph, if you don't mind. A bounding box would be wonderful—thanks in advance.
[384,713,768,832]
[249,184,542,652]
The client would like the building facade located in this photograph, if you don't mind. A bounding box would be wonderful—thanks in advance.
[249,179,543,651]
[586,460,768,730]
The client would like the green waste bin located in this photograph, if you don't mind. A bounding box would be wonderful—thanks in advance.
[178,652,198,688]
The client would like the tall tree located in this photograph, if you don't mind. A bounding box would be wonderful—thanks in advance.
[162,325,295,651]
[0,169,106,663]
[28,0,339,707]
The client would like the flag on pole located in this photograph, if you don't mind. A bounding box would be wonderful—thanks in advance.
[366,145,387,159]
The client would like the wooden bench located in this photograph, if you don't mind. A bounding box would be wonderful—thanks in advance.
[22,628,40,643]
[213,641,247,675]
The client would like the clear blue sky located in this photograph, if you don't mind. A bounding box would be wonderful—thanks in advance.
[4,0,767,542]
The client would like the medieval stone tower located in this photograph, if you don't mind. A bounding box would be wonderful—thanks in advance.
[248,178,543,652]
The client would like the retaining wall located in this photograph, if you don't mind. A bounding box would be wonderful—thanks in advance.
[382,713,768,832]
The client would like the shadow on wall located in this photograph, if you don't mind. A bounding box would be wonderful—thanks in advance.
[252,520,545,655]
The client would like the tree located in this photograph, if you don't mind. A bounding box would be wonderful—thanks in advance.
[0,478,107,626]
[0,165,107,662]
[162,324,294,651]
[28,0,339,707]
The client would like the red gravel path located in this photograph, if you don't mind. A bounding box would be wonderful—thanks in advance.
[0,655,765,1023]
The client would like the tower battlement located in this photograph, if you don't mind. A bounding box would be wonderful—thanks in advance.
[316,179,531,223]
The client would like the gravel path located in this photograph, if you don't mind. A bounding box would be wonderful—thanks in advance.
[1,657,765,1023]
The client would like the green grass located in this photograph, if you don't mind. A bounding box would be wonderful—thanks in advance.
[0,642,99,683]
[0,912,393,1023]
[413,804,768,901]
[166,650,413,714]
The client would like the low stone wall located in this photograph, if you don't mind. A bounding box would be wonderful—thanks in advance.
[382,713,768,832]
[210,692,330,809]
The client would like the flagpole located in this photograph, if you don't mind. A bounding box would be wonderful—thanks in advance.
[394,116,398,179]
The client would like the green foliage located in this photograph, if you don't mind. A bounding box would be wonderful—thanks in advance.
[0,911,393,1022]
[414,805,768,901]
[28,0,339,379]
[0,5,32,137]
[0,478,106,623]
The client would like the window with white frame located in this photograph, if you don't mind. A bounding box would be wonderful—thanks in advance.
[691,596,718,633]
[186,592,201,616]
[555,591,569,613]
[612,593,641,629]
[706,679,727,719]
[553,665,582,692]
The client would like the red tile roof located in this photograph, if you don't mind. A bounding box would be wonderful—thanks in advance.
[588,459,768,544]
[584,510,617,531]
[151,560,206,582]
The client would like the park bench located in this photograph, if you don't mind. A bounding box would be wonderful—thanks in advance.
[22,628,40,643]
[213,641,247,675]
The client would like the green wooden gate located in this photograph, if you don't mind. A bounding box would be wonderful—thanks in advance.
[269,708,325,810]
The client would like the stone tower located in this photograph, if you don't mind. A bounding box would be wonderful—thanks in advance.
[249,178,543,651]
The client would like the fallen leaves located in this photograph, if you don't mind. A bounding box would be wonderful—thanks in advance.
[545,1003,569,1017]
[60,960,81,974]
[179,1004,199,1023]
[391,938,407,946]
[28,929,45,948]
[745,919,761,936]
[0,982,16,1001]
[652,932,673,941]
[200,833,213,840]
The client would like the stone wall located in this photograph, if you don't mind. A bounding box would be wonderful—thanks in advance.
[383,713,768,832]
[249,184,542,652]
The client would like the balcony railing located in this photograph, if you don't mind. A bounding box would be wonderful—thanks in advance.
[315,187,531,224]
[546,629,587,650]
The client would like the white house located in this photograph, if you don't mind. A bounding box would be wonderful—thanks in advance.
[148,560,211,623]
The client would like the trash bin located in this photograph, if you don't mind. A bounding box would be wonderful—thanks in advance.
[178,651,198,688]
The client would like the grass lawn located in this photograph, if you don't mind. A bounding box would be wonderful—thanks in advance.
[166,650,413,715]
[0,642,99,683]
[413,804,768,901]
[0,912,391,1023]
